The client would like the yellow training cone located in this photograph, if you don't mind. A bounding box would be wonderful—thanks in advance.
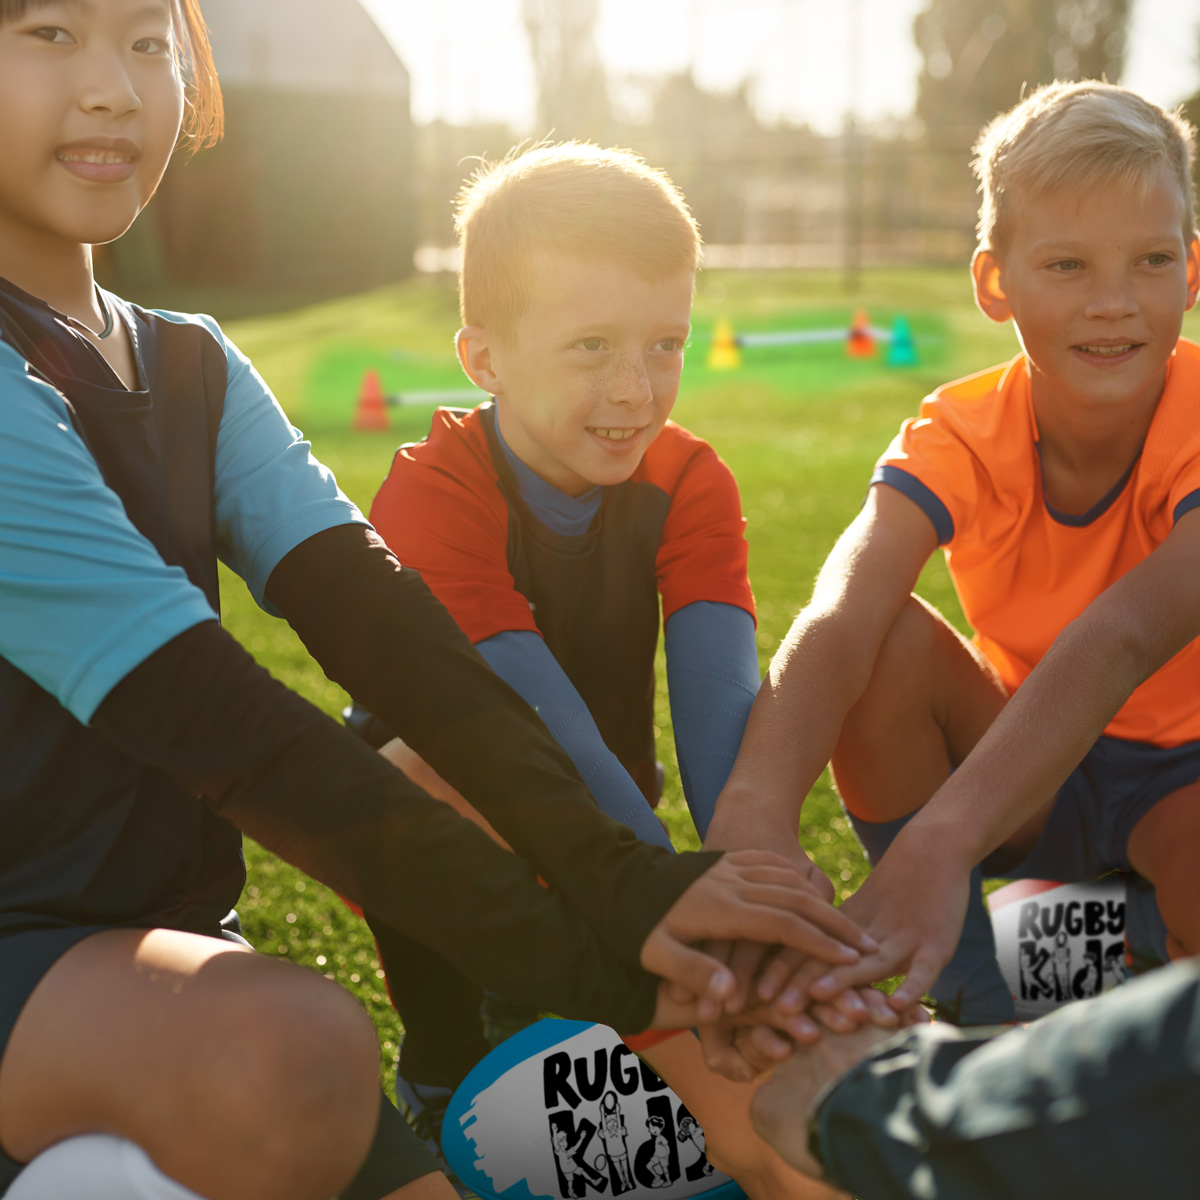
[707,317,742,370]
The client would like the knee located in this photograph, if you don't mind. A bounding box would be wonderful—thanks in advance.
[836,596,944,759]
[850,597,939,720]
[205,975,380,1199]
[1150,872,1200,958]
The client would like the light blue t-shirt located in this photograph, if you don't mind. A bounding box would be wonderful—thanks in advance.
[0,308,365,723]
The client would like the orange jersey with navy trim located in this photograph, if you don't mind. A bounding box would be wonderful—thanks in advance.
[874,340,1200,747]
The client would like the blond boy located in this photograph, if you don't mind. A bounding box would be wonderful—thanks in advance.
[706,81,1200,1032]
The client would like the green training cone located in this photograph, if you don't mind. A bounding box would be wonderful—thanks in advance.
[886,315,917,366]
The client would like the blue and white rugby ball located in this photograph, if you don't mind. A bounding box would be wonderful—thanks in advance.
[987,877,1127,1021]
[442,1020,746,1200]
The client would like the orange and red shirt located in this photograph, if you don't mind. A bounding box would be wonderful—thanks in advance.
[371,404,754,643]
[874,340,1200,747]
[369,403,754,779]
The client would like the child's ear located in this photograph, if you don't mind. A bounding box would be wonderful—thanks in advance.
[456,327,503,394]
[972,248,1012,323]
[1185,234,1200,311]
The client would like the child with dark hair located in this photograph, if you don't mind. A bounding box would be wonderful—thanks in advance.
[0,5,871,1198]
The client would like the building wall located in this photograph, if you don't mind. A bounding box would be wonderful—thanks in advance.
[199,0,410,96]
[105,0,416,294]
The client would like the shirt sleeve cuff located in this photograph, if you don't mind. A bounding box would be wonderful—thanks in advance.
[871,465,955,544]
[1173,488,1200,525]
[242,505,370,614]
[68,602,218,724]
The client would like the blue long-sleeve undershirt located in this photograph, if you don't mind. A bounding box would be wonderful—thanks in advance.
[476,629,673,849]
[476,602,758,848]
[485,420,760,846]
[664,600,760,838]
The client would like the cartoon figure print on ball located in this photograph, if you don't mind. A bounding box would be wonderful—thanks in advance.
[676,1116,714,1182]
[598,1092,634,1192]
[441,1020,745,1200]
[988,878,1129,1020]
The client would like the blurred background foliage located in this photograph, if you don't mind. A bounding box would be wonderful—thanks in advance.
[100,1,1200,310]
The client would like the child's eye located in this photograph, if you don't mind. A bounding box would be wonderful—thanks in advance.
[1048,259,1082,273]
[30,26,74,44]
[574,337,605,351]
[656,337,685,352]
[1144,252,1173,267]
[133,36,172,55]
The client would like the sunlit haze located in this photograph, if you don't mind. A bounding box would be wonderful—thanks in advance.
[362,0,1200,135]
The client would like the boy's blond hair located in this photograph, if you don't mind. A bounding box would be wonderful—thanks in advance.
[455,142,701,337]
[973,80,1197,254]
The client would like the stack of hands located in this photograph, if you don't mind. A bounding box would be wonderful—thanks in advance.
[642,846,946,1081]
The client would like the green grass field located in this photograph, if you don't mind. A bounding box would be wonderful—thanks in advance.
[216,267,1200,1085]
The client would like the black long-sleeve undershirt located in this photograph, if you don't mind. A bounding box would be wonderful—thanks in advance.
[263,524,717,962]
[93,621,659,1029]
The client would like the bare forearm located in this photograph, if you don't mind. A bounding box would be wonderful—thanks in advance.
[707,491,936,850]
[712,610,877,836]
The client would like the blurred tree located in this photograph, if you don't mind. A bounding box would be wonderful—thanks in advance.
[641,73,763,244]
[1175,22,1200,166]
[914,0,1130,145]
[523,0,611,140]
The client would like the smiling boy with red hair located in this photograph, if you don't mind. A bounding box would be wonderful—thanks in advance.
[355,139,773,1151]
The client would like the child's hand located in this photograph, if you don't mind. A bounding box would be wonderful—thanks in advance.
[803,848,971,1013]
[690,985,907,1082]
[639,851,877,1021]
[669,847,840,1016]
[703,819,836,904]
[749,1020,904,1179]
[665,936,818,1019]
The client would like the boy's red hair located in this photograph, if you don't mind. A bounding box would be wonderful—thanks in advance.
[456,141,701,338]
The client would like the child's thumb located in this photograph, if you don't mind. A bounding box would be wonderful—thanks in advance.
[642,926,735,1013]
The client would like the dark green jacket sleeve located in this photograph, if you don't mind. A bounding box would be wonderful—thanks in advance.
[814,958,1200,1199]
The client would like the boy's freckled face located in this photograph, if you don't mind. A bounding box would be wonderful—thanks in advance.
[487,254,693,496]
[977,169,1200,416]
[0,0,184,251]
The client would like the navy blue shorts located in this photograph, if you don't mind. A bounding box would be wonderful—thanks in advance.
[981,734,1200,881]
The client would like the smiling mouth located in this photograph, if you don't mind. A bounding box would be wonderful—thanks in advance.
[1073,342,1141,357]
[587,426,642,441]
[58,150,136,165]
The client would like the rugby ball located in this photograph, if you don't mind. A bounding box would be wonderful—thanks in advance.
[442,1019,745,1200]
[987,878,1127,1021]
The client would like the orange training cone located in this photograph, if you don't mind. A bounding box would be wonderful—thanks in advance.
[846,309,876,358]
[707,317,742,370]
[354,369,389,431]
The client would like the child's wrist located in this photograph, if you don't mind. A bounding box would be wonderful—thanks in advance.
[704,812,796,855]
[706,784,799,846]
[890,808,983,873]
